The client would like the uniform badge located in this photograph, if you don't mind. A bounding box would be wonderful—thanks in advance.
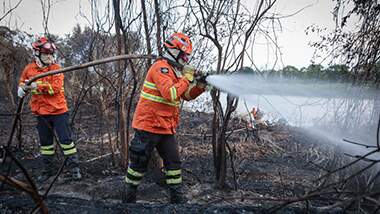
[160,67,169,74]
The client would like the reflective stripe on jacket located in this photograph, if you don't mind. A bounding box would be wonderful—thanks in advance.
[19,62,68,115]
[132,58,205,134]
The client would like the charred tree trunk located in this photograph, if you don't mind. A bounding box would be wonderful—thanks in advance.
[113,0,128,167]
[212,93,238,189]
[151,0,164,177]
[141,0,153,66]
[154,0,163,56]
[211,47,232,189]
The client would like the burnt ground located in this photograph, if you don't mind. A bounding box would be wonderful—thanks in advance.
[0,96,348,213]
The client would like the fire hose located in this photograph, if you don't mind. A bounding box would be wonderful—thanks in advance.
[1,53,211,213]
[5,53,209,156]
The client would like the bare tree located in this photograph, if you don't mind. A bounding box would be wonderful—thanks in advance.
[187,0,279,189]
[112,0,126,168]
[154,0,163,56]
[0,0,23,22]
[40,0,51,36]
[141,0,153,66]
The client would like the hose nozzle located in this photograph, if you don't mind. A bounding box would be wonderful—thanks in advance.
[195,72,209,84]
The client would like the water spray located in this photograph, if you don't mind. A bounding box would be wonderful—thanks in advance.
[203,73,378,99]
[199,72,380,155]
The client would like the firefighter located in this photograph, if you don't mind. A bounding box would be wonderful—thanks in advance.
[251,107,266,126]
[17,37,81,182]
[123,32,206,203]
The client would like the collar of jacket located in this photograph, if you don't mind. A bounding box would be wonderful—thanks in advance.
[32,61,50,71]
[159,54,183,69]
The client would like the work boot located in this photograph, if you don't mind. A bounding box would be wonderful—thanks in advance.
[154,168,166,187]
[37,155,55,183]
[70,167,82,180]
[168,184,186,204]
[37,168,54,183]
[66,153,81,180]
[122,184,138,203]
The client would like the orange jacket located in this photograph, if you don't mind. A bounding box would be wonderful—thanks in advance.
[132,59,205,134]
[19,62,68,115]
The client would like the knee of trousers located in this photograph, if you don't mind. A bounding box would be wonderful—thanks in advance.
[128,134,151,170]
[128,148,149,171]
[126,142,151,186]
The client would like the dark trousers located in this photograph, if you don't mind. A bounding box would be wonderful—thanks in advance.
[125,129,182,186]
[37,112,78,167]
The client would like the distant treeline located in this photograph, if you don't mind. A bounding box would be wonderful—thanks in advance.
[240,63,380,86]
[1,25,379,88]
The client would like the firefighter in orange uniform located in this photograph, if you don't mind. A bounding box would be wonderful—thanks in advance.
[17,37,81,182]
[123,32,206,203]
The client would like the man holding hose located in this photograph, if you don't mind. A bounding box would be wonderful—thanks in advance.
[123,32,207,203]
[18,36,81,182]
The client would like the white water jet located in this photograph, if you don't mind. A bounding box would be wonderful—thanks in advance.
[193,73,380,155]
[206,74,378,99]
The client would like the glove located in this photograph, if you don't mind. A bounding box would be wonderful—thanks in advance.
[17,81,38,98]
[24,80,38,90]
[182,65,195,82]
[17,86,27,98]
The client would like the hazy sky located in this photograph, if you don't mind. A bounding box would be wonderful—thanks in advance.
[1,0,336,68]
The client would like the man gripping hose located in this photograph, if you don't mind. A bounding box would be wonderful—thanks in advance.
[123,32,207,204]
[18,36,81,182]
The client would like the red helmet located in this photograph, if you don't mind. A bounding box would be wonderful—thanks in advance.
[164,32,192,55]
[32,37,56,54]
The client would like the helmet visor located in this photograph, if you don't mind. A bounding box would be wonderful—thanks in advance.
[40,42,56,54]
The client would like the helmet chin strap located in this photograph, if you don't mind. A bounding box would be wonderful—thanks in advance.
[165,48,188,66]
[34,56,46,68]
[34,53,50,68]
[178,57,187,66]
[162,52,184,78]
[163,51,176,62]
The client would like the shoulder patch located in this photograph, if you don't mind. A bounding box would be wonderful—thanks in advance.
[160,67,169,74]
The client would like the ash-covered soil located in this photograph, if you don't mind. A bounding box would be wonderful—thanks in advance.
[1,97,345,213]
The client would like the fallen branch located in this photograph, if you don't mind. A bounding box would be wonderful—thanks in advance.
[316,148,379,182]
[178,127,247,137]
[259,135,285,153]
[30,157,69,214]
[182,168,202,183]
[84,151,120,163]
[5,149,39,195]
[203,190,348,208]
[344,153,380,163]
[342,139,377,148]
[0,175,48,213]
[0,175,34,196]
